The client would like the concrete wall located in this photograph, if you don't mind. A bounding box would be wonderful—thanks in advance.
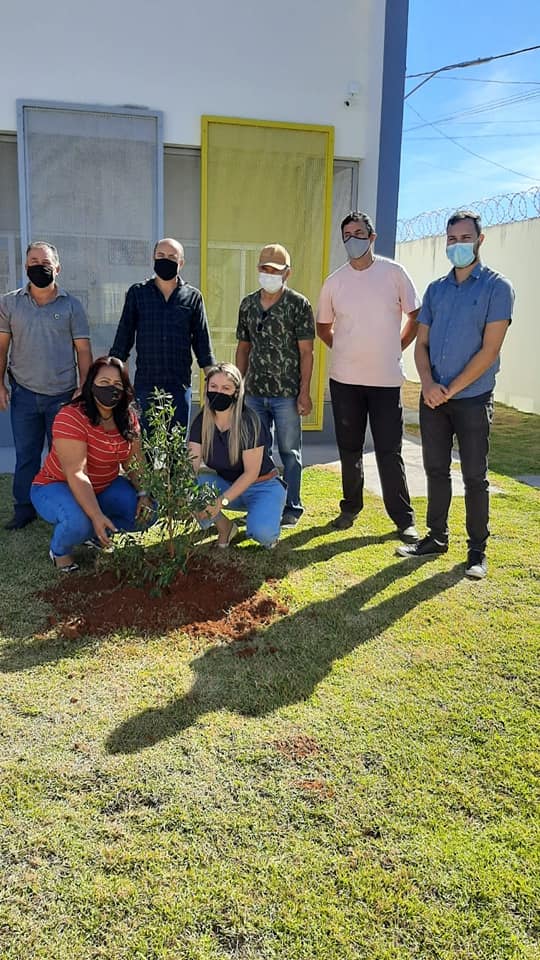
[2,0,386,209]
[397,218,539,413]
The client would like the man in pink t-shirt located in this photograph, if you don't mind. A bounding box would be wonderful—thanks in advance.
[316,211,421,540]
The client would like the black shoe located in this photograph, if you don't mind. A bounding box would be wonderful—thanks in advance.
[4,514,36,531]
[397,524,419,543]
[396,534,448,558]
[281,512,300,528]
[84,537,103,550]
[465,550,487,579]
[331,512,357,530]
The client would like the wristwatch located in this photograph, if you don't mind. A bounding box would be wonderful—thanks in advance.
[221,497,229,507]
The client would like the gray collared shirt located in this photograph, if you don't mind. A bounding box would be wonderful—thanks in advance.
[0,285,90,395]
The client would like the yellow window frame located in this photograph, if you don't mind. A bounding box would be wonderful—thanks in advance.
[200,115,334,430]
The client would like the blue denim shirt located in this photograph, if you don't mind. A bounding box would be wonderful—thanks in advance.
[418,263,514,399]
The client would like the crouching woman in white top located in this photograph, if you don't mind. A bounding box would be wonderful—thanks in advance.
[188,363,286,548]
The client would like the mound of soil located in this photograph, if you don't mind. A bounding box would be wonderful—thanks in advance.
[42,557,288,642]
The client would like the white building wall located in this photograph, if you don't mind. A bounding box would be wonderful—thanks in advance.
[2,0,385,204]
[397,218,540,414]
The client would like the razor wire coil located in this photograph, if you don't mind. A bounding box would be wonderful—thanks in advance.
[396,186,540,242]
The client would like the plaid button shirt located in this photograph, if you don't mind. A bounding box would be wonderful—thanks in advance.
[111,278,215,388]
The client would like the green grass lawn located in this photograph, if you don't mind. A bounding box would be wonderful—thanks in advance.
[402,382,540,477]
[0,408,539,959]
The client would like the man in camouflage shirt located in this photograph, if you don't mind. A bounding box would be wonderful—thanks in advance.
[236,243,315,526]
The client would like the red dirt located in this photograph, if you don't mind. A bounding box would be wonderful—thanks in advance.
[273,734,320,760]
[293,779,335,798]
[42,556,288,641]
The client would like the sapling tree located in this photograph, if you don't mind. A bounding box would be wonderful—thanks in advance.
[105,390,217,590]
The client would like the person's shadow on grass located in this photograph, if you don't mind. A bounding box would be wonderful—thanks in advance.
[106,560,464,755]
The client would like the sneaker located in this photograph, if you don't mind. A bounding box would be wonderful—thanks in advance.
[281,512,300,528]
[397,525,419,543]
[331,512,357,530]
[265,539,278,550]
[4,514,36,530]
[465,550,487,579]
[396,534,448,558]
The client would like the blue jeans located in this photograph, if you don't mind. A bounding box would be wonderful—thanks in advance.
[245,395,302,518]
[31,476,142,556]
[135,380,192,434]
[9,378,74,523]
[196,473,286,547]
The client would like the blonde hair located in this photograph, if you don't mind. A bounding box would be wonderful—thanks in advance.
[201,362,260,466]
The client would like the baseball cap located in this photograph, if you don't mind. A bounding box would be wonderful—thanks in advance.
[258,243,291,269]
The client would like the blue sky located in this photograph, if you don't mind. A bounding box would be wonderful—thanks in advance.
[398,0,540,221]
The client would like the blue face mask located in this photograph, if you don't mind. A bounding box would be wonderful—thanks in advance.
[446,242,476,269]
[344,236,371,259]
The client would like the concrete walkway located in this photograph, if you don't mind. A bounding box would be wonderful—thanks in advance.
[0,432,526,498]
[303,433,467,498]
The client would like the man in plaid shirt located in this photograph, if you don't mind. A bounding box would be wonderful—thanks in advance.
[111,238,215,430]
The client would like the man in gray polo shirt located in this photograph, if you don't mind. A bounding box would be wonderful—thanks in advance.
[0,241,92,529]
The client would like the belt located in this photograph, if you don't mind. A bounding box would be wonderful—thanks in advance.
[253,468,279,484]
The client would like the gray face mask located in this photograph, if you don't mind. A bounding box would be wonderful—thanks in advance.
[344,236,371,259]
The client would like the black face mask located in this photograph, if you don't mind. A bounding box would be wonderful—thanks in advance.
[92,384,123,408]
[27,264,55,288]
[207,390,237,412]
[154,258,179,281]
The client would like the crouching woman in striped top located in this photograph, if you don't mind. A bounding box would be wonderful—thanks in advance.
[31,356,153,572]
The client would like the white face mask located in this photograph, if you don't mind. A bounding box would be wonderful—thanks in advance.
[258,272,284,294]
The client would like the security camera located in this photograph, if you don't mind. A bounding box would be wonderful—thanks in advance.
[344,81,360,108]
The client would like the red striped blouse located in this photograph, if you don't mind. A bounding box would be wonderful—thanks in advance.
[33,405,137,493]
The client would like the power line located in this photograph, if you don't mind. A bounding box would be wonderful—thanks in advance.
[405,133,540,141]
[421,119,540,125]
[432,74,540,86]
[405,44,540,99]
[405,103,540,183]
[404,89,540,132]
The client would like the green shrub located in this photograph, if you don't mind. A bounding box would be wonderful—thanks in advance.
[102,390,216,591]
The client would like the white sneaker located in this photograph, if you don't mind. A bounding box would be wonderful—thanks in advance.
[398,525,419,543]
[465,550,487,579]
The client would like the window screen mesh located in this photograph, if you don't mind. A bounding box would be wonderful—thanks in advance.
[331,163,357,272]
[202,119,333,429]
[0,139,21,294]
[20,105,161,359]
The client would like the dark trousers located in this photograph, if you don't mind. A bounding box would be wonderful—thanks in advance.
[135,380,192,434]
[329,379,414,530]
[419,394,493,552]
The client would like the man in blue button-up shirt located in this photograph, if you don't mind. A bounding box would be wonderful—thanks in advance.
[110,238,215,431]
[397,210,514,579]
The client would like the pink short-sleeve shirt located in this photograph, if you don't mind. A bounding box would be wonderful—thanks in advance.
[316,257,421,386]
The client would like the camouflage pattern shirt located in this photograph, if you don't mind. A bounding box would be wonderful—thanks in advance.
[236,287,315,398]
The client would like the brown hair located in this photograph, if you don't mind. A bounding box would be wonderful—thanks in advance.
[446,210,482,236]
